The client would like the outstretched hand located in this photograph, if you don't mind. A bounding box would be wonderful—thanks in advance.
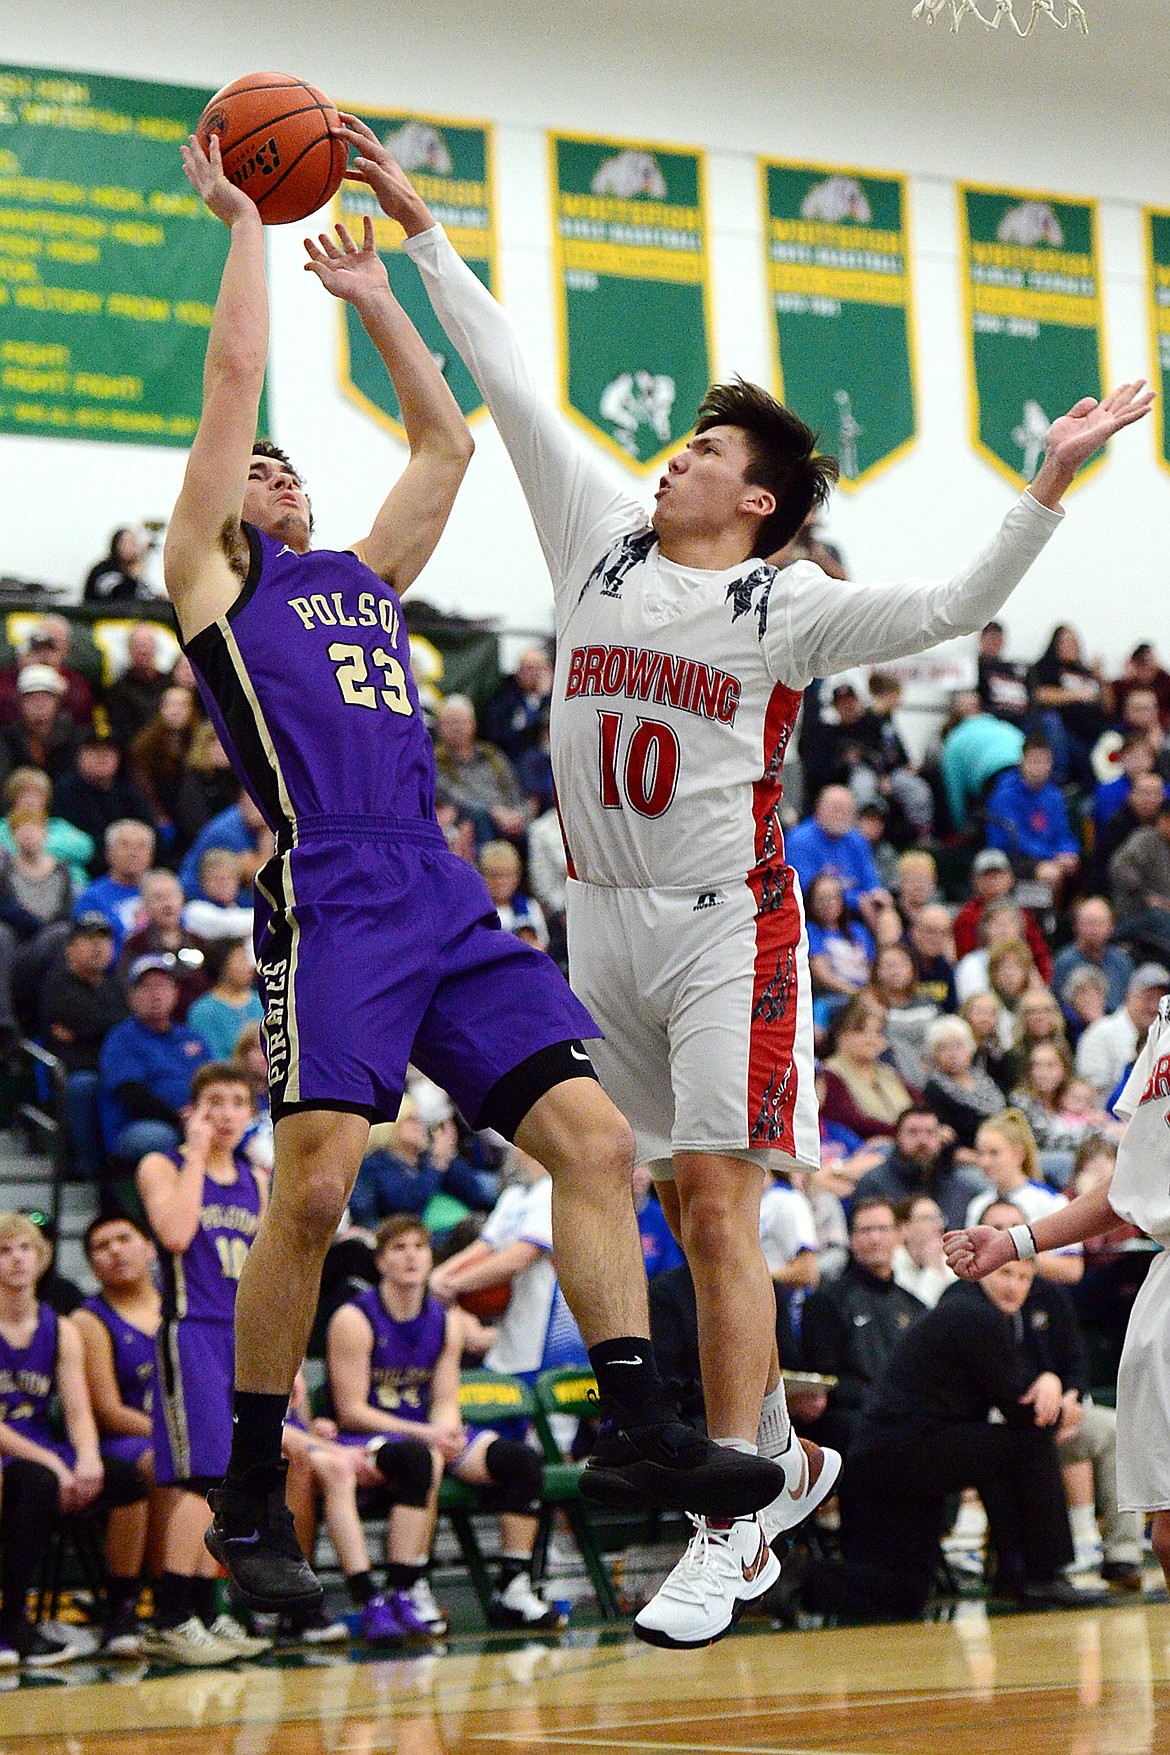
[303,217,390,306]
[943,1224,1016,1279]
[336,114,435,238]
[1031,379,1155,505]
[180,132,258,228]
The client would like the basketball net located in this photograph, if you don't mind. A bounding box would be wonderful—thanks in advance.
[912,0,1087,33]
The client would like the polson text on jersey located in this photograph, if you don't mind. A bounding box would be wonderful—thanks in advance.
[564,644,741,726]
[286,590,402,640]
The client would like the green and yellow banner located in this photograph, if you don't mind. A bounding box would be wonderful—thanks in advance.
[958,182,1105,491]
[761,161,917,489]
[1146,209,1170,478]
[550,130,713,473]
[0,62,231,447]
[337,109,497,437]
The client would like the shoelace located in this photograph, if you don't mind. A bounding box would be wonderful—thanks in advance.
[658,1516,743,1604]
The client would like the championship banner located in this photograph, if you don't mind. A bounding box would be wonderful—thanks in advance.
[336,109,497,437]
[1146,209,1170,478]
[0,62,240,448]
[958,183,1105,491]
[550,130,713,473]
[761,161,917,489]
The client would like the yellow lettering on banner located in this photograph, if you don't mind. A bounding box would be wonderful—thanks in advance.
[106,292,169,321]
[136,117,187,143]
[972,283,1098,327]
[770,218,904,256]
[89,186,144,211]
[444,226,490,260]
[0,76,33,100]
[2,367,70,393]
[770,263,908,306]
[173,300,213,326]
[0,234,40,256]
[560,192,700,231]
[14,284,101,314]
[110,220,164,248]
[73,372,142,401]
[34,78,87,104]
[149,191,200,218]
[561,237,704,284]
[46,241,99,264]
[0,260,38,283]
[1,341,70,365]
[0,176,86,206]
[22,103,133,135]
[971,239,1094,279]
[0,208,107,240]
[412,174,485,205]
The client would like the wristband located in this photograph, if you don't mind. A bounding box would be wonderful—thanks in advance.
[1008,1222,1037,1261]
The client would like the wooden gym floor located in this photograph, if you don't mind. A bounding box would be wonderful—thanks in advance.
[1,1598,1169,1754]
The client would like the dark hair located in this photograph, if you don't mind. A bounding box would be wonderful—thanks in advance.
[203,936,252,987]
[375,1213,430,1252]
[1021,731,1052,756]
[251,439,314,534]
[84,1210,152,1259]
[894,1103,939,1135]
[849,1195,896,1232]
[694,377,839,557]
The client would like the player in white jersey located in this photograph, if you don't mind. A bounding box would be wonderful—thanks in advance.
[346,119,1154,1647]
[947,994,1170,1591]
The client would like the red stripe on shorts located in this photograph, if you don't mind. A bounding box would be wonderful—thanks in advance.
[746,681,804,1151]
[553,781,577,880]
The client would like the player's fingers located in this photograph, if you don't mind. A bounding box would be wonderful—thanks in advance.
[337,114,379,142]
[362,215,375,251]
[334,223,358,253]
[316,231,342,259]
[341,167,371,183]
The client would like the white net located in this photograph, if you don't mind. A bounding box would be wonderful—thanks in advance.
[911,0,1087,33]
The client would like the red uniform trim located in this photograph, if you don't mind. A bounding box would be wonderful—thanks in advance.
[746,682,804,1151]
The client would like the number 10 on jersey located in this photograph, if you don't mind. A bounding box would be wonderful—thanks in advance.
[597,710,679,818]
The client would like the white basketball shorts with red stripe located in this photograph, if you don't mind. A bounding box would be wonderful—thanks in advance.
[565,866,820,1176]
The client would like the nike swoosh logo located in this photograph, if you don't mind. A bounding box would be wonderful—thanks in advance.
[570,1046,590,1062]
[787,1443,809,1502]
[226,1530,262,1545]
[608,1356,643,1366]
[742,1529,770,1583]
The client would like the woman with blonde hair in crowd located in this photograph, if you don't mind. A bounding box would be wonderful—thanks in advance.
[0,767,93,887]
[1003,987,1069,1087]
[959,991,1013,1093]
[819,995,921,1141]
[986,939,1040,1047]
[965,1109,1083,1285]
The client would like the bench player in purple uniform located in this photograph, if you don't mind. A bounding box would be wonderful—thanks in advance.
[329,1213,561,1634]
[74,1213,161,1657]
[169,133,782,1615]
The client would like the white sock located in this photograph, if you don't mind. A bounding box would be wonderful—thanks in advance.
[756,1385,791,1459]
[713,1437,758,1456]
[1070,1505,1099,1546]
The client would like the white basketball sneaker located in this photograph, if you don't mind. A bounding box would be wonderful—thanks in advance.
[759,1435,842,1545]
[633,1514,780,1649]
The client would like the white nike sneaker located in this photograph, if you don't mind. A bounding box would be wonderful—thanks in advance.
[633,1514,780,1649]
[759,1435,842,1545]
[206,1613,273,1658]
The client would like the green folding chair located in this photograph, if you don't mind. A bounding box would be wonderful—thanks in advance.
[530,1367,622,1619]
[436,1369,536,1620]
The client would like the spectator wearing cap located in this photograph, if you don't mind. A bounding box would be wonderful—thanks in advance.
[54,732,154,871]
[0,618,94,732]
[101,625,170,749]
[856,798,899,890]
[178,791,272,899]
[118,870,207,1020]
[1051,898,1133,1015]
[97,956,210,1172]
[40,915,127,1181]
[938,691,1025,835]
[952,848,1052,983]
[74,820,155,955]
[0,664,82,782]
[1074,964,1170,1099]
[0,769,94,890]
[786,786,894,936]
[984,734,1080,897]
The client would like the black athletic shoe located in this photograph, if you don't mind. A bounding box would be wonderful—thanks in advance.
[581,1418,785,1518]
[1011,1575,1109,1611]
[205,1464,324,1615]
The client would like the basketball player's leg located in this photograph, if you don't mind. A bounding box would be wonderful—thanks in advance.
[1151,1510,1170,1591]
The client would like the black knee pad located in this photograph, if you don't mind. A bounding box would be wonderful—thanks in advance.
[483,1437,543,1515]
[373,1437,433,1507]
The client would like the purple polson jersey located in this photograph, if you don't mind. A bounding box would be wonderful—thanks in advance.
[156,1147,262,1325]
[345,1285,446,1426]
[80,1294,155,1417]
[0,1302,59,1446]
[182,526,435,835]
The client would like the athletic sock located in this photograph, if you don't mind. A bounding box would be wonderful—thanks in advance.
[756,1384,792,1459]
[105,1574,140,1615]
[383,1561,423,1593]
[153,1572,195,1631]
[346,1571,377,1607]
[495,1552,530,1591]
[713,1437,759,1456]
[191,1577,218,1627]
[588,1338,674,1426]
[1071,1504,1100,1546]
[225,1391,290,1485]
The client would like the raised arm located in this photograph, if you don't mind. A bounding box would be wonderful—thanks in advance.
[163,134,267,641]
[336,117,641,593]
[303,212,472,591]
[777,382,1154,686]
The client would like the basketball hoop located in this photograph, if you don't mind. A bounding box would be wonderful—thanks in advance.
[911,0,1087,33]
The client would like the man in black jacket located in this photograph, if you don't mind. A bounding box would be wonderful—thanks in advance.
[852,1108,989,1232]
[800,1197,925,1453]
[39,913,127,1180]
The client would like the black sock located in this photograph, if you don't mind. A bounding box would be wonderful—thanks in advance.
[495,1554,529,1591]
[191,1577,218,1627]
[106,1575,140,1616]
[225,1392,289,1484]
[588,1338,673,1426]
[153,1572,195,1631]
[347,1570,376,1607]
[384,1560,424,1593]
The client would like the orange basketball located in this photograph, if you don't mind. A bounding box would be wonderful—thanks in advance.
[196,72,348,226]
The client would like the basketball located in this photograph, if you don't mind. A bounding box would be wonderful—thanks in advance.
[196,72,348,225]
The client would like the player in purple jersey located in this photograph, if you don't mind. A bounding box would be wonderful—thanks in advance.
[329,1214,561,1633]
[168,129,782,1616]
[137,1065,270,1665]
[74,1213,161,1657]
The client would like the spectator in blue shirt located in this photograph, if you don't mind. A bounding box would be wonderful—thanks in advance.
[1092,732,1154,838]
[786,786,893,934]
[1051,897,1133,1014]
[348,1098,497,1230]
[98,955,211,1170]
[178,790,271,899]
[985,735,1080,898]
[633,1163,685,1281]
[73,819,155,954]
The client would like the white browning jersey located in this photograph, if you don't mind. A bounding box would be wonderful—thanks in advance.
[1109,1000,1170,1510]
[407,225,1064,1171]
